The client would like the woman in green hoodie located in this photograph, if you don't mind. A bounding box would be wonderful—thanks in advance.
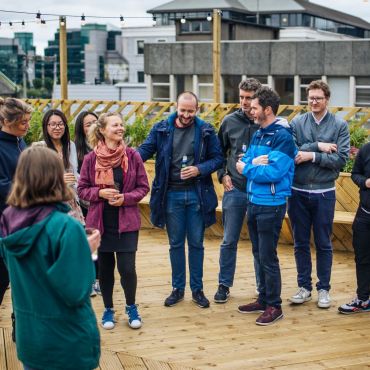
[0,146,100,370]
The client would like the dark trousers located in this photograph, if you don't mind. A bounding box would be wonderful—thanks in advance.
[0,257,9,305]
[247,203,286,308]
[353,208,370,301]
[288,189,335,292]
[98,251,137,308]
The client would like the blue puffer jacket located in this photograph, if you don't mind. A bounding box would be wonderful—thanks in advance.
[241,120,296,206]
[138,113,223,228]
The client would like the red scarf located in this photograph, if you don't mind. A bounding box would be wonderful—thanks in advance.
[94,140,128,187]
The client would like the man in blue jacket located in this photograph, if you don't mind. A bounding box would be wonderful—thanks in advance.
[236,87,296,325]
[138,91,223,308]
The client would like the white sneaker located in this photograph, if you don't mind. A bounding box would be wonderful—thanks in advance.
[317,289,331,308]
[289,287,312,304]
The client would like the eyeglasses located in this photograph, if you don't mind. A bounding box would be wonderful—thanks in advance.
[308,97,325,103]
[48,121,65,129]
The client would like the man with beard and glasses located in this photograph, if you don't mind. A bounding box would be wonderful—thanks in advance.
[214,78,262,303]
[138,91,223,309]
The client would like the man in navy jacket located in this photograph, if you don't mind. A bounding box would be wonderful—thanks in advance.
[138,91,223,308]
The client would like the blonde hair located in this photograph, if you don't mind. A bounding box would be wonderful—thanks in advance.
[0,97,33,128]
[88,112,124,148]
[7,146,73,208]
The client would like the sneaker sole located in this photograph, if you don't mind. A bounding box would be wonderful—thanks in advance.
[101,322,115,330]
[128,322,142,329]
[214,295,230,304]
[288,296,312,304]
[317,302,331,309]
[192,298,210,308]
[164,297,184,307]
[237,308,264,314]
[256,313,284,326]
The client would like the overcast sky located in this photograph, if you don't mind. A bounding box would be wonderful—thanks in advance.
[1,0,370,54]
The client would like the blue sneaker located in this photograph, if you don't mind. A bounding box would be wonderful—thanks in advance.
[125,304,142,329]
[101,308,115,330]
[338,298,370,314]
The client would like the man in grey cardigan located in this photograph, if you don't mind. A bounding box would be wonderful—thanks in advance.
[214,78,261,303]
[288,80,350,308]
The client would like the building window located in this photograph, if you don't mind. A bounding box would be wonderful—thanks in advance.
[180,20,212,34]
[152,75,170,101]
[137,40,144,55]
[299,76,321,104]
[137,71,145,83]
[356,77,370,106]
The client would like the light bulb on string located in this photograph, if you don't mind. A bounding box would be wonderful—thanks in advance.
[120,15,125,28]
[81,13,86,26]
[21,20,25,29]
[152,16,157,25]
[41,19,46,26]
[36,11,41,24]
[207,13,212,21]
[180,15,186,24]
[9,21,13,29]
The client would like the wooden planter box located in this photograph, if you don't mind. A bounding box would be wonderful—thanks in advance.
[140,161,357,252]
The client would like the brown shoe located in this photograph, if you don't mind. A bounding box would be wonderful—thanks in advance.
[238,300,265,314]
[256,306,283,326]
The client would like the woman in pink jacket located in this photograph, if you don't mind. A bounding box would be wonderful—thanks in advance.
[78,112,149,330]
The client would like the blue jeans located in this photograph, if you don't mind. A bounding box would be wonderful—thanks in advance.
[287,189,336,292]
[166,189,205,292]
[218,188,260,288]
[247,203,286,307]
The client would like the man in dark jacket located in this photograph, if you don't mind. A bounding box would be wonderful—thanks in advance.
[138,91,223,308]
[214,78,261,303]
[288,80,350,309]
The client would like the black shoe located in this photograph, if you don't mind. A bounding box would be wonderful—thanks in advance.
[214,284,230,303]
[192,290,210,308]
[11,312,16,343]
[164,288,184,307]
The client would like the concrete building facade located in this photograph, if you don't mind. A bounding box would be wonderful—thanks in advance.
[144,39,370,106]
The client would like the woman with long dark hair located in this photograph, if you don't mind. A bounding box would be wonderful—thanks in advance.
[74,111,100,296]
[38,109,84,224]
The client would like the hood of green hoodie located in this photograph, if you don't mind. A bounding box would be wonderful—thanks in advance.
[1,203,69,258]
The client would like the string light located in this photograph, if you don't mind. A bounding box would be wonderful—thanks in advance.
[21,20,25,28]
[207,13,212,21]
[120,15,125,28]
[0,22,2,29]
[152,16,157,25]
[81,13,86,26]
[9,21,13,29]
[36,11,41,24]
[180,15,186,24]
[41,19,46,26]
[60,16,66,27]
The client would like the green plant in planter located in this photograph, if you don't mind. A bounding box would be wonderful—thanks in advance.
[125,115,153,148]
[342,120,369,173]
[24,110,43,145]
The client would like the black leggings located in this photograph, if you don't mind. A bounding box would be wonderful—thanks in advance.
[98,251,137,308]
[0,258,9,305]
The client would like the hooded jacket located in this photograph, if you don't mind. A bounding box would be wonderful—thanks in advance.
[0,203,100,370]
[0,131,26,215]
[217,109,259,191]
[241,119,296,206]
[137,112,223,228]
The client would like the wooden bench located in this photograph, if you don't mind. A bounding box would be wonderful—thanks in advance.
[139,163,358,251]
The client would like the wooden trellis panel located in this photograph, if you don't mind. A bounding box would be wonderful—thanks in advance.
[24,99,370,132]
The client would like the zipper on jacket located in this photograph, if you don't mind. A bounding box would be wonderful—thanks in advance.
[17,137,22,153]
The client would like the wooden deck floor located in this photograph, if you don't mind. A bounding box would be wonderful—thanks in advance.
[1,229,370,369]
